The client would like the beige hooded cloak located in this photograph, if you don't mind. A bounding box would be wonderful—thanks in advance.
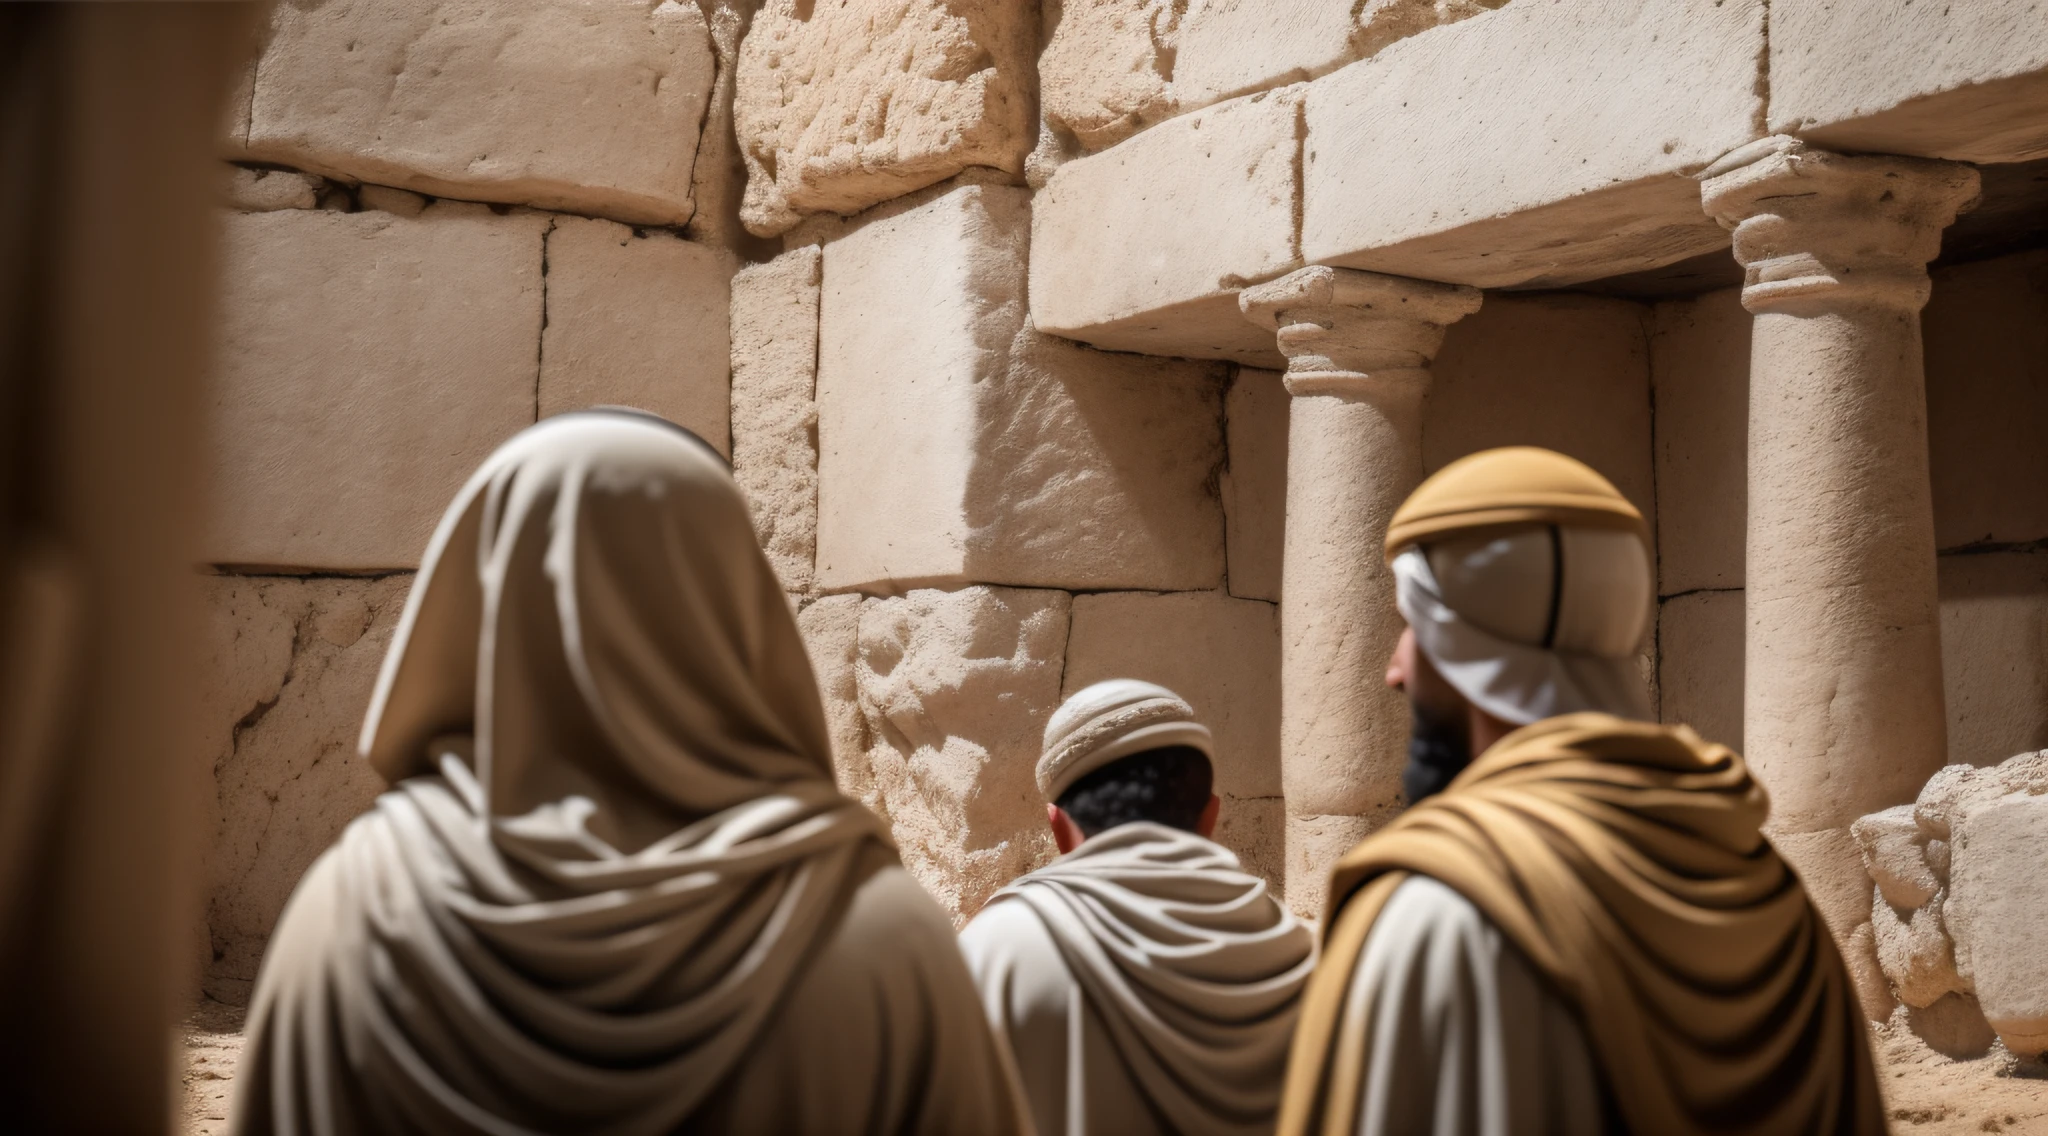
[230,412,1029,1136]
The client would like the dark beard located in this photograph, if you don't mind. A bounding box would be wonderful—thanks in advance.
[1401,700,1473,805]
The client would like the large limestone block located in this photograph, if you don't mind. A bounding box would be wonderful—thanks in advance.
[1037,0,1182,153]
[245,0,715,226]
[734,0,1034,237]
[209,206,543,571]
[816,185,1227,593]
[1302,0,1764,288]
[1658,589,1744,750]
[1031,87,1301,365]
[538,217,733,456]
[795,594,870,803]
[1426,294,1657,534]
[1948,792,2048,1055]
[1939,554,2048,768]
[1063,590,1282,797]
[199,574,410,1002]
[1771,0,2048,164]
[732,247,823,592]
[1222,368,1287,602]
[1650,287,1749,595]
[1062,589,1284,888]
[1925,250,2048,551]
[855,586,1069,920]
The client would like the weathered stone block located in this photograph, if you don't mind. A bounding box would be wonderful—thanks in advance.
[1063,590,1282,799]
[245,0,715,226]
[209,206,543,571]
[1037,0,1181,152]
[795,594,870,804]
[1948,792,2048,1055]
[537,217,733,456]
[732,247,823,593]
[1651,286,1749,595]
[855,586,1070,921]
[1656,589,1743,750]
[1939,554,2048,768]
[1926,251,2048,551]
[1427,294,1657,535]
[1770,0,2048,163]
[1855,805,1941,911]
[1871,887,1967,1010]
[816,185,1227,593]
[735,0,1034,236]
[1302,0,1763,288]
[220,166,321,212]
[200,574,411,1003]
[1031,87,1301,365]
[1222,367,1287,603]
[1177,0,1507,110]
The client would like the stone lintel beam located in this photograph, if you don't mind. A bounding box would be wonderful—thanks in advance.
[1238,266,1480,914]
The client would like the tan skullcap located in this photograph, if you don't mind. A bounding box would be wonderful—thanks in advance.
[1385,446,1647,562]
[1037,679,1215,802]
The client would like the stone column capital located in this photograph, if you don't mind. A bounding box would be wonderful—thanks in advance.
[1239,266,1482,396]
[1699,135,1980,315]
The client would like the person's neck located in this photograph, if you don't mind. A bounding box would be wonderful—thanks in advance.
[1467,704,1518,759]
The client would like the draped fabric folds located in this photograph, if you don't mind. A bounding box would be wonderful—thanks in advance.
[231,413,1025,1136]
[1279,714,1885,1136]
[966,823,1316,1136]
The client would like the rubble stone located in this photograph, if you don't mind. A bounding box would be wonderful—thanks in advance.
[245,0,715,226]
[220,166,320,212]
[1222,368,1287,603]
[1948,792,2048,1056]
[538,217,734,456]
[735,0,1034,236]
[732,247,823,592]
[1854,805,1940,911]
[854,586,1070,921]
[815,185,1227,594]
[199,574,411,1003]
[1870,888,1967,1010]
[209,206,543,571]
[1302,0,1763,289]
[1031,87,1302,366]
[1770,0,2048,164]
[357,184,427,219]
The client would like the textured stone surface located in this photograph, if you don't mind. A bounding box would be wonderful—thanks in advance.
[1037,0,1182,152]
[1062,588,1283,797]
[1221,367,1287,602]
[1925,250,2048,551]
[1939,554,2048,768]
[735,0,1034,236]
[795,594,869,803]
[245,0,716,226]
[1426,293,1657,534]
[199,574,411,1003]
[538,217,733,456]
[1302,0,1762,288]
[1062,589,1285,891]
[209,206,542,571]
[1771,0,2048,163]
[855,587,1069,921]
[1031,87,1301,366]
[220,166,321,212]
[1949,791,2048,1056]
[1650,286,1749,595]
[1657,589,1744,749]
[732,247,823,592]
[816,185,1226,593]
[1856,805,1941,911]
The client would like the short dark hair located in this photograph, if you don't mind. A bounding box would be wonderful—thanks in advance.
[1054,745,1214,837]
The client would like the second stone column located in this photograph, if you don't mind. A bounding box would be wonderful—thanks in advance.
[1240,266,1481,914]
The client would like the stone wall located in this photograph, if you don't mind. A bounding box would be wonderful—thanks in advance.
[200,0,2048,996]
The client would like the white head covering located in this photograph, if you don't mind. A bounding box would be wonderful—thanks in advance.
[233,412,889,1133]
[1037,679,1215,801]
[1385,447,1653,727]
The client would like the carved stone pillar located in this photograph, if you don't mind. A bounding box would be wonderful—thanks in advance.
[1240,266,1481,914]
[1700,136,1979,991]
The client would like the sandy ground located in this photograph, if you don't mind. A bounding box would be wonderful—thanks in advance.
[179,998,2048,1133]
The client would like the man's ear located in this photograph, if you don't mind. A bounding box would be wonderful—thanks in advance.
[1195,793,1220,839]
[1047,803,1087,854]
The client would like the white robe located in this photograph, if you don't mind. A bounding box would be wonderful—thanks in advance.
[1337,876,1608,1136]
[960,823,1316,1136]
